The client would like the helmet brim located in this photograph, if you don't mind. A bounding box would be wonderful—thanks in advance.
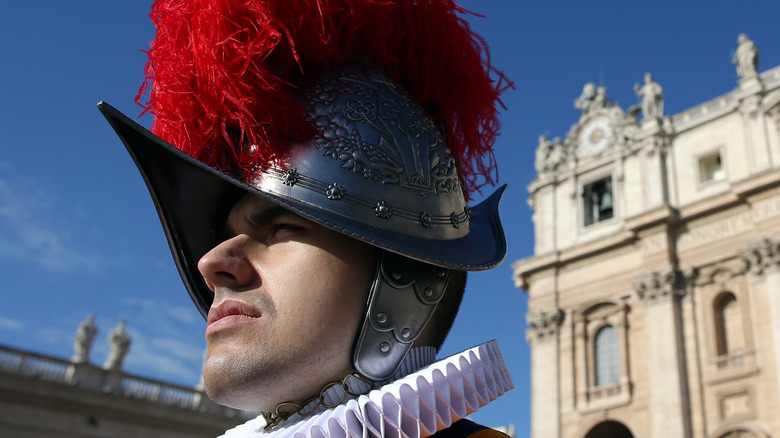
[99,102,507,318]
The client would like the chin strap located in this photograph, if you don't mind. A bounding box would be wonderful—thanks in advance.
[352,251,449,380]
[260,373,374,430]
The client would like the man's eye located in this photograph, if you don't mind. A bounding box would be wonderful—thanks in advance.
[272,223,304,234]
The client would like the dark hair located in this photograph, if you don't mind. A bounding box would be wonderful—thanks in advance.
[422,269,468,351]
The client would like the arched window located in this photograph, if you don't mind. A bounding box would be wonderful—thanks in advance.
[577,302,631,409]
[713,292,745,365]
[585,420,634,438]
[720,429,759,438]
[594,325,620,386]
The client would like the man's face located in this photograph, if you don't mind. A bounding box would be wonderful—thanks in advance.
[198,193,377,411]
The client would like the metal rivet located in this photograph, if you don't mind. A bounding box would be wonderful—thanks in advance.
[419,211,433,228]
[438,270,446,277]
[424,287,433,297]
[377,313,388,324]
[326,183,345,200]
[282,168,299,187]
[401,328,411,339]
[375,200,393,219]
[380,342,390,353]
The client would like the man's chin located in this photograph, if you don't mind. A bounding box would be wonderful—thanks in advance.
[202,360,280,412]
[204,375,268,411]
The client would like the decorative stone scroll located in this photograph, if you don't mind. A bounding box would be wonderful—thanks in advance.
[526,308,565,342]
[633,264,685,303]
[741,235,780,275]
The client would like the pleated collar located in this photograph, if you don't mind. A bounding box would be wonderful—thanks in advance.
[220,340,513,438]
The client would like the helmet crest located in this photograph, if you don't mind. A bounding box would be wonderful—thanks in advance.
[137,0,512,199]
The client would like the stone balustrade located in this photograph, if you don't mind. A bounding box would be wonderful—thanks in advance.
[0,344,253,420]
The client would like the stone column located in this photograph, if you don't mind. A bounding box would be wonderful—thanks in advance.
[616,303,631,398]
[641,136,670,208]
[769,108,780,166]
[742,237,780,390]
[739,93,772,173]
[634,266,690,438]
[526,308,564,438]
[573,313,588,407]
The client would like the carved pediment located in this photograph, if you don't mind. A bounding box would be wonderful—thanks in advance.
[533,83,641,183]
[693,258,749,287]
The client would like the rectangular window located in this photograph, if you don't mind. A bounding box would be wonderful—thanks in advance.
[699,152,724,183]
[583,176,613,227]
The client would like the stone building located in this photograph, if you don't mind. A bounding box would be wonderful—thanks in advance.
[513,35,780,438]
[0,319,251,437]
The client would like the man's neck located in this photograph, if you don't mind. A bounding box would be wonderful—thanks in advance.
[262,346,438,428]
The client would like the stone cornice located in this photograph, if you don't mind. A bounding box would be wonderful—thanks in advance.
[513,230,636,292]
[670,65,780,134]
[624,204,677,232]
[732,167,780,198]
[516,182,780,292]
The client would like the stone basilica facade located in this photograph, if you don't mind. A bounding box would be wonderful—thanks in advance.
[513,35,780,438]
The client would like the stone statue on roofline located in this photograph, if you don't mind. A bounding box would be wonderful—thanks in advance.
[72,314,98,364]
[575,83,597,115]
[592,86,608,112]
[733,33,759,80]
[535,134,569,177]
[103,319,131,370]
[535,134,553,174]
[634,73,664,120]
[550,137,567,170]
[575,82,614,118]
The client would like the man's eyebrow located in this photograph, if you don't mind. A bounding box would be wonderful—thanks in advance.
[221,205,292,238]
[247,205,293,226]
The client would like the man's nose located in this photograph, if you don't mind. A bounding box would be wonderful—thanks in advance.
[198,235,257,293]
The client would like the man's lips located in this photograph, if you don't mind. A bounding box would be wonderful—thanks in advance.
[206,299,261,335]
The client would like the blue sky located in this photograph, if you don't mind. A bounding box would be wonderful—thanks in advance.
[1,2,779,436]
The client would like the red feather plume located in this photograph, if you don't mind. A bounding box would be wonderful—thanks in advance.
[137,0,512,198]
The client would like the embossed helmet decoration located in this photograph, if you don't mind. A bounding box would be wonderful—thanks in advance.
[100,0,510,380]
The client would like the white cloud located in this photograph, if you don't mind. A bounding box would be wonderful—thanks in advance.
[111,297,206,385]
[166,304,202,325]
[0,318,23,330]
[150,336,205,362]
[33,326,76,350]
[124,329,203,385]
[0,171,106,274]
[121,297,204,329]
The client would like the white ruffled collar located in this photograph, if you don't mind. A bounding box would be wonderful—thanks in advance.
[220,340,513,438]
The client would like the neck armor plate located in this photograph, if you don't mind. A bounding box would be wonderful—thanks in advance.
[354,251,449,380]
